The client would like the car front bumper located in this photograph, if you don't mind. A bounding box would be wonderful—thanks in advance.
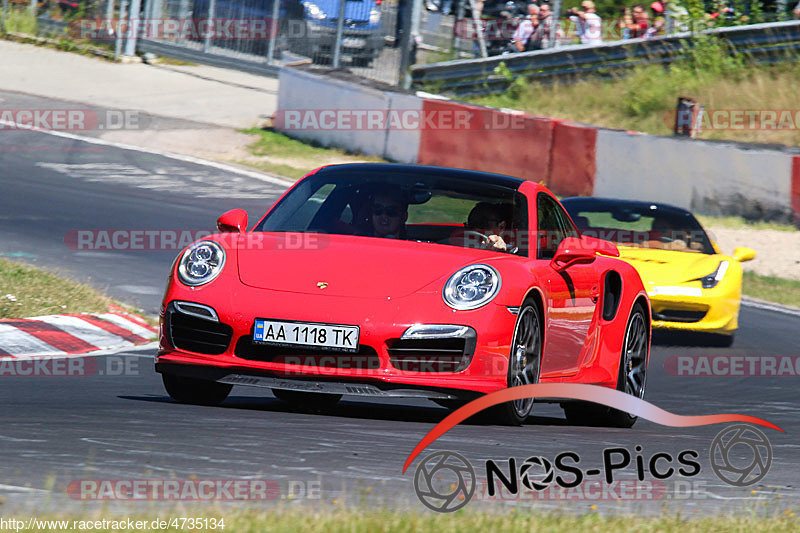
[646,284,741,335]
[156,287,519,398]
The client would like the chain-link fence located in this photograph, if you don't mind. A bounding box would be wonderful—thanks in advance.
[3,0,798,87]
[0,0,410,83]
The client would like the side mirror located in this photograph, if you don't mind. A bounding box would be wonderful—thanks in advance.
[581,235,620,257]
[733,246,756,262]
[551,237,596,270]
[217,209,248,233]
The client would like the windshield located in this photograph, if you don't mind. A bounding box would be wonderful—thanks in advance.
[255,169,529,255]
[563,199,714,254]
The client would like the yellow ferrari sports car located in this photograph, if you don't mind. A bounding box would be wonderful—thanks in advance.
[562,197,755,346]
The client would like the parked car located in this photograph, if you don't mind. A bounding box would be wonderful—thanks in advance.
[191,0,384,65]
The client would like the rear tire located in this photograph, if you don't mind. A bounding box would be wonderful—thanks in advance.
[162,374,232,406]
[495,300,542,426]
[272,389,341,410]
[564,303,649,428]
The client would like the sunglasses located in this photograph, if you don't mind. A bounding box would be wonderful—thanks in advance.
[372,204,402,217]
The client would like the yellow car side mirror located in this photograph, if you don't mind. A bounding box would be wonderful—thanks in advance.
[733,246,756,262]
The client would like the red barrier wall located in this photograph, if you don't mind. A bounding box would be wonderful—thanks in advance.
[792,156,800,223]
[547,120,597,197]
[417,99,553,181]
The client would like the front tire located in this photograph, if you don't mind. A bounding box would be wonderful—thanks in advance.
[564,303,649,428]
[495,301,542,426]
[707,332,735,347]
[272,389,341,410]
[162,374,232,406]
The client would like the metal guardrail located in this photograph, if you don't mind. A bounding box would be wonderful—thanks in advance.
[410,20,800,97]
[136,39,282,76]
[30,8,283,76]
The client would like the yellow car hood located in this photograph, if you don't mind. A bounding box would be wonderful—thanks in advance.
[617,247,725,286]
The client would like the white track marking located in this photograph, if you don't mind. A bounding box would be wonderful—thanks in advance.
[97,313,157,339]
[32,315,134,349]
[0,483,48,493]
[0,323,65,357]
[10,342,157,362]
[741,297,800,318]
[0,119,294,188]
[116,284,162,295]
[36,161,285,199]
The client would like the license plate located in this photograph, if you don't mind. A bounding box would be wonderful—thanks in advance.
[342,38,365,48]
[253,319,359,352]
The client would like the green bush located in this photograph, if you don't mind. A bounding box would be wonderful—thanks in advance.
[2,6,38,35]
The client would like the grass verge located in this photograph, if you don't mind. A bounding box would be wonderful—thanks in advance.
[468,38,800,147]
[0,257,129,319]
[698,215,798,232]
[742,271,800,308]
[0,508,797,532]
[238,127,386,180]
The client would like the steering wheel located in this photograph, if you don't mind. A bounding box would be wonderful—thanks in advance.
[463,230,490,243]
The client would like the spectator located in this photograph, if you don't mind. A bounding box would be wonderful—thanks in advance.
[626,3,650,38]
[567,0,603,45]
[659,0,690,32]
[794,1,800,19]
[538,3,554,47]
[644,16,665,39]
[396,0,408,48]
[511,4,541,52]
[470,0,486,57]
[617,7,633,39]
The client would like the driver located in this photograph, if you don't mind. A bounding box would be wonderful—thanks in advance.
[467,202,512,251]
[367,188,408,239]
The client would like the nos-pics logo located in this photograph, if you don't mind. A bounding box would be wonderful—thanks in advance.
[413,424,773,512]
[413,451,476,513]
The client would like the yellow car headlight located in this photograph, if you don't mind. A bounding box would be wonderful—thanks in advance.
[698,261,729,289]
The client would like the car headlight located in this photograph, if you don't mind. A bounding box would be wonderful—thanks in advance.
[443,265,501,310]
[177,240,226,287]
[698,260,729,289]
[303,2,327,20]
[369,8,381,25]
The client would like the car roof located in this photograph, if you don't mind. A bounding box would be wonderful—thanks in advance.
[561,197,695,217]
[314,163,526,190]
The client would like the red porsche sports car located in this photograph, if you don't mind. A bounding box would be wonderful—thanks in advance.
[156,163,651,426]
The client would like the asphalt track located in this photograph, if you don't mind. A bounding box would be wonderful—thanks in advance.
[1,106,798,515]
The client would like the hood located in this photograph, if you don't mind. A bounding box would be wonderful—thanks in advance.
[237,233,491,299]
[617,247,726,286]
